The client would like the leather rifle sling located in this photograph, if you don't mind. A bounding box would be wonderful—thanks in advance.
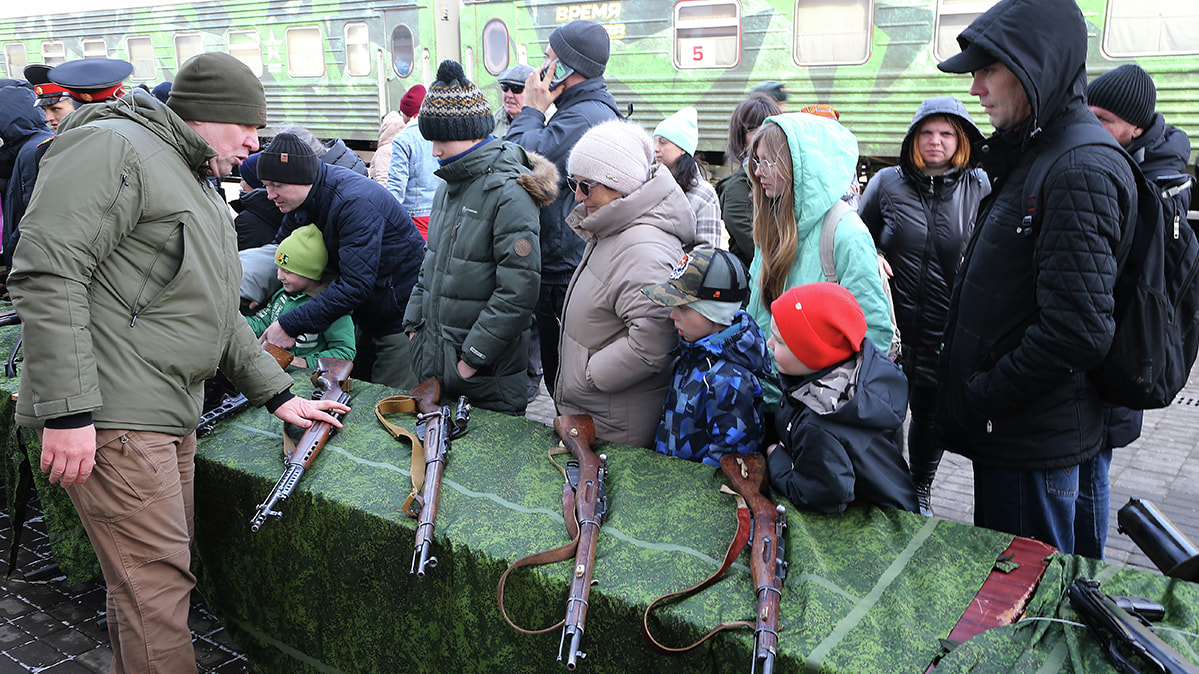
[641,484,754,653]
[497,444,586,634]
[373,395,427,516]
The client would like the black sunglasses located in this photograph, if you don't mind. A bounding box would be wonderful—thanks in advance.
[567,176,599,197]
[500,83,524,94]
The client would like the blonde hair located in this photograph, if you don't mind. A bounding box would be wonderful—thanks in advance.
[748,123,798,309]
[908,114,973,173]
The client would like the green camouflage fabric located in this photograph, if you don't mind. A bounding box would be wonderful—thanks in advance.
[3,313,1198,672]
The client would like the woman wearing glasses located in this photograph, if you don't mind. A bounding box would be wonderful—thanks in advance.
[554,120,699,448]
[746,112,896,410]
[857,97,988,516]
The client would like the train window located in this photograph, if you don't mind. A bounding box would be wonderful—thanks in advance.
[4,44,27,80]
[794,0,872,66]
[175,33,204,67]
[481,18,510,75]
[1103,0,1199,56]
[391,25,415,78]
[42,41,66,66]
[934,0,1000,61]
[345,23,370,76]
[82,39,108,59]
[127,37,155,80]
[286,27,325,77]
[229,30,263,76]
[674,0,740,69]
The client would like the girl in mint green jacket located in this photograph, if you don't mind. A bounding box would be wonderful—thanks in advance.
[747,112,895,409]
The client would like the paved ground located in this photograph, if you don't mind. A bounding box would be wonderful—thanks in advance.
[3,369,1198,672]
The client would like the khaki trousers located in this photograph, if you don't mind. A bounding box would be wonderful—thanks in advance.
[65,429,197,674]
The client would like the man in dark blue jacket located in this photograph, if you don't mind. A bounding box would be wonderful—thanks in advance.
[0,83,53,267]
[935,0,1136,554]
[258,132,426,389]
[507,20,621,396]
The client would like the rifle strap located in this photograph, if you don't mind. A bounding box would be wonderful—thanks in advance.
[496,442,587,635]
[641,484,754,654]
[373,395,426,517]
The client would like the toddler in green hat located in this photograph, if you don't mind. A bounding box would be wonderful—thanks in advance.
[246,224,356,368]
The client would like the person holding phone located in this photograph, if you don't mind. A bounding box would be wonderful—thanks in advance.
[506,19,622,398]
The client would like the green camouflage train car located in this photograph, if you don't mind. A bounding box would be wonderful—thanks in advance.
[3,0,1197,166]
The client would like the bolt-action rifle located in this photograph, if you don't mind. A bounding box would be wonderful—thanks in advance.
[405,377,470,577]
[498,414,608,670]
[249,357,352,532]
[641,452,787,674]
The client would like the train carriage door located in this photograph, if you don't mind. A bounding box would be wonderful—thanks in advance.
[458,1,522,114]
[381,6,431,113]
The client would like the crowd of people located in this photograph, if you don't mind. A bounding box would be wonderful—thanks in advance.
[0,0,1195,669]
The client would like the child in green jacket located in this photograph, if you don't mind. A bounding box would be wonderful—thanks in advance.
[246,224,356,367]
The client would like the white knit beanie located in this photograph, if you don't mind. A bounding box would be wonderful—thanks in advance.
[653,106,699,156]
[568,120,652,195]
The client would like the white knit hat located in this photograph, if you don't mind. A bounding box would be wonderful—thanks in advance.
[653,106,699,156]
[568,120,652,195]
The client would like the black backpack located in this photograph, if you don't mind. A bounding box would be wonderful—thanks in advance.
[1025,123,1199,409]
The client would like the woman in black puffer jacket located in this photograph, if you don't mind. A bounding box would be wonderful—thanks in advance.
[858,96,989,516]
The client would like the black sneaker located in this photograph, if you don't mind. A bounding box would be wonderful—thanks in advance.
[915,480,934,518]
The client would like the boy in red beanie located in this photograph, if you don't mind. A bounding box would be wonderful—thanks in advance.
[764,282,917,514]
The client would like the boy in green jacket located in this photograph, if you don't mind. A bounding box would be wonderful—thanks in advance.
[248,224,356,367]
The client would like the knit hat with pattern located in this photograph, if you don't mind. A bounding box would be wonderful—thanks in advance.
[770,282,866,370]
[418,60,494,142]
[275,224,327,281]
[567,120,652,196]
[1087,63,1156,130]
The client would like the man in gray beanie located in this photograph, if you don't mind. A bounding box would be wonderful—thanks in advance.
[507,19,622,398]
[8,51,347,672]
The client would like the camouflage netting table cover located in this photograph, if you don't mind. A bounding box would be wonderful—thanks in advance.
[1,316,1197,671]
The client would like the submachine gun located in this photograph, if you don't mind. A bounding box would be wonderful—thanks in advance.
[498,414,608,670]
[1068,577,1199,674]
[249,357,352,532]
[642,452,788,674]
[404,378,470,577]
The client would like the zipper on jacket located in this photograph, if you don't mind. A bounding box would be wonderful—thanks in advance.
[96,174,130,241]
[130,222,185,326]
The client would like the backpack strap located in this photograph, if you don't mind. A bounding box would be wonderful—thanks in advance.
[819,199,853,282]
[1022,123,1125,235]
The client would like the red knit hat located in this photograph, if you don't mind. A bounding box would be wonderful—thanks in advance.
[770,282,866,370]
[400,84,426,117]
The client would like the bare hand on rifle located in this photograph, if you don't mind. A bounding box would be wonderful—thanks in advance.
[274,395,348,429]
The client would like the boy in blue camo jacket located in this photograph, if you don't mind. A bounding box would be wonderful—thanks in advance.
[643,246,771,466]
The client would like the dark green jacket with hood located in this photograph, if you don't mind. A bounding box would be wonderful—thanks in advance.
[9,90,293,433]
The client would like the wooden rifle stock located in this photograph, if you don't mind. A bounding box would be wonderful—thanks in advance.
[407,377,467,577]
[0,309,20,327]
[250,357,352,531]
[263,342,295,370]
[553,414,606,670]
[721,453,787,674]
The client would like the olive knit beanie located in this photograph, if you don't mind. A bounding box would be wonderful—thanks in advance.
[418,60,495,142]
[168,52,267,128]
[275,224,328,281]
[1087,64,1156,130]
[257,133,321,185]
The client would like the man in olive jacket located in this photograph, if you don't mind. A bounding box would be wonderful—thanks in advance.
[403,60,555,415]
[8,53,347,672]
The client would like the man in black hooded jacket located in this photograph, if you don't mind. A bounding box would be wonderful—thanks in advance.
[935,0,1136,554]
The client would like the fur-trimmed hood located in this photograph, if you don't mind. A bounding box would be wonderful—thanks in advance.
[517,151,560,207]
